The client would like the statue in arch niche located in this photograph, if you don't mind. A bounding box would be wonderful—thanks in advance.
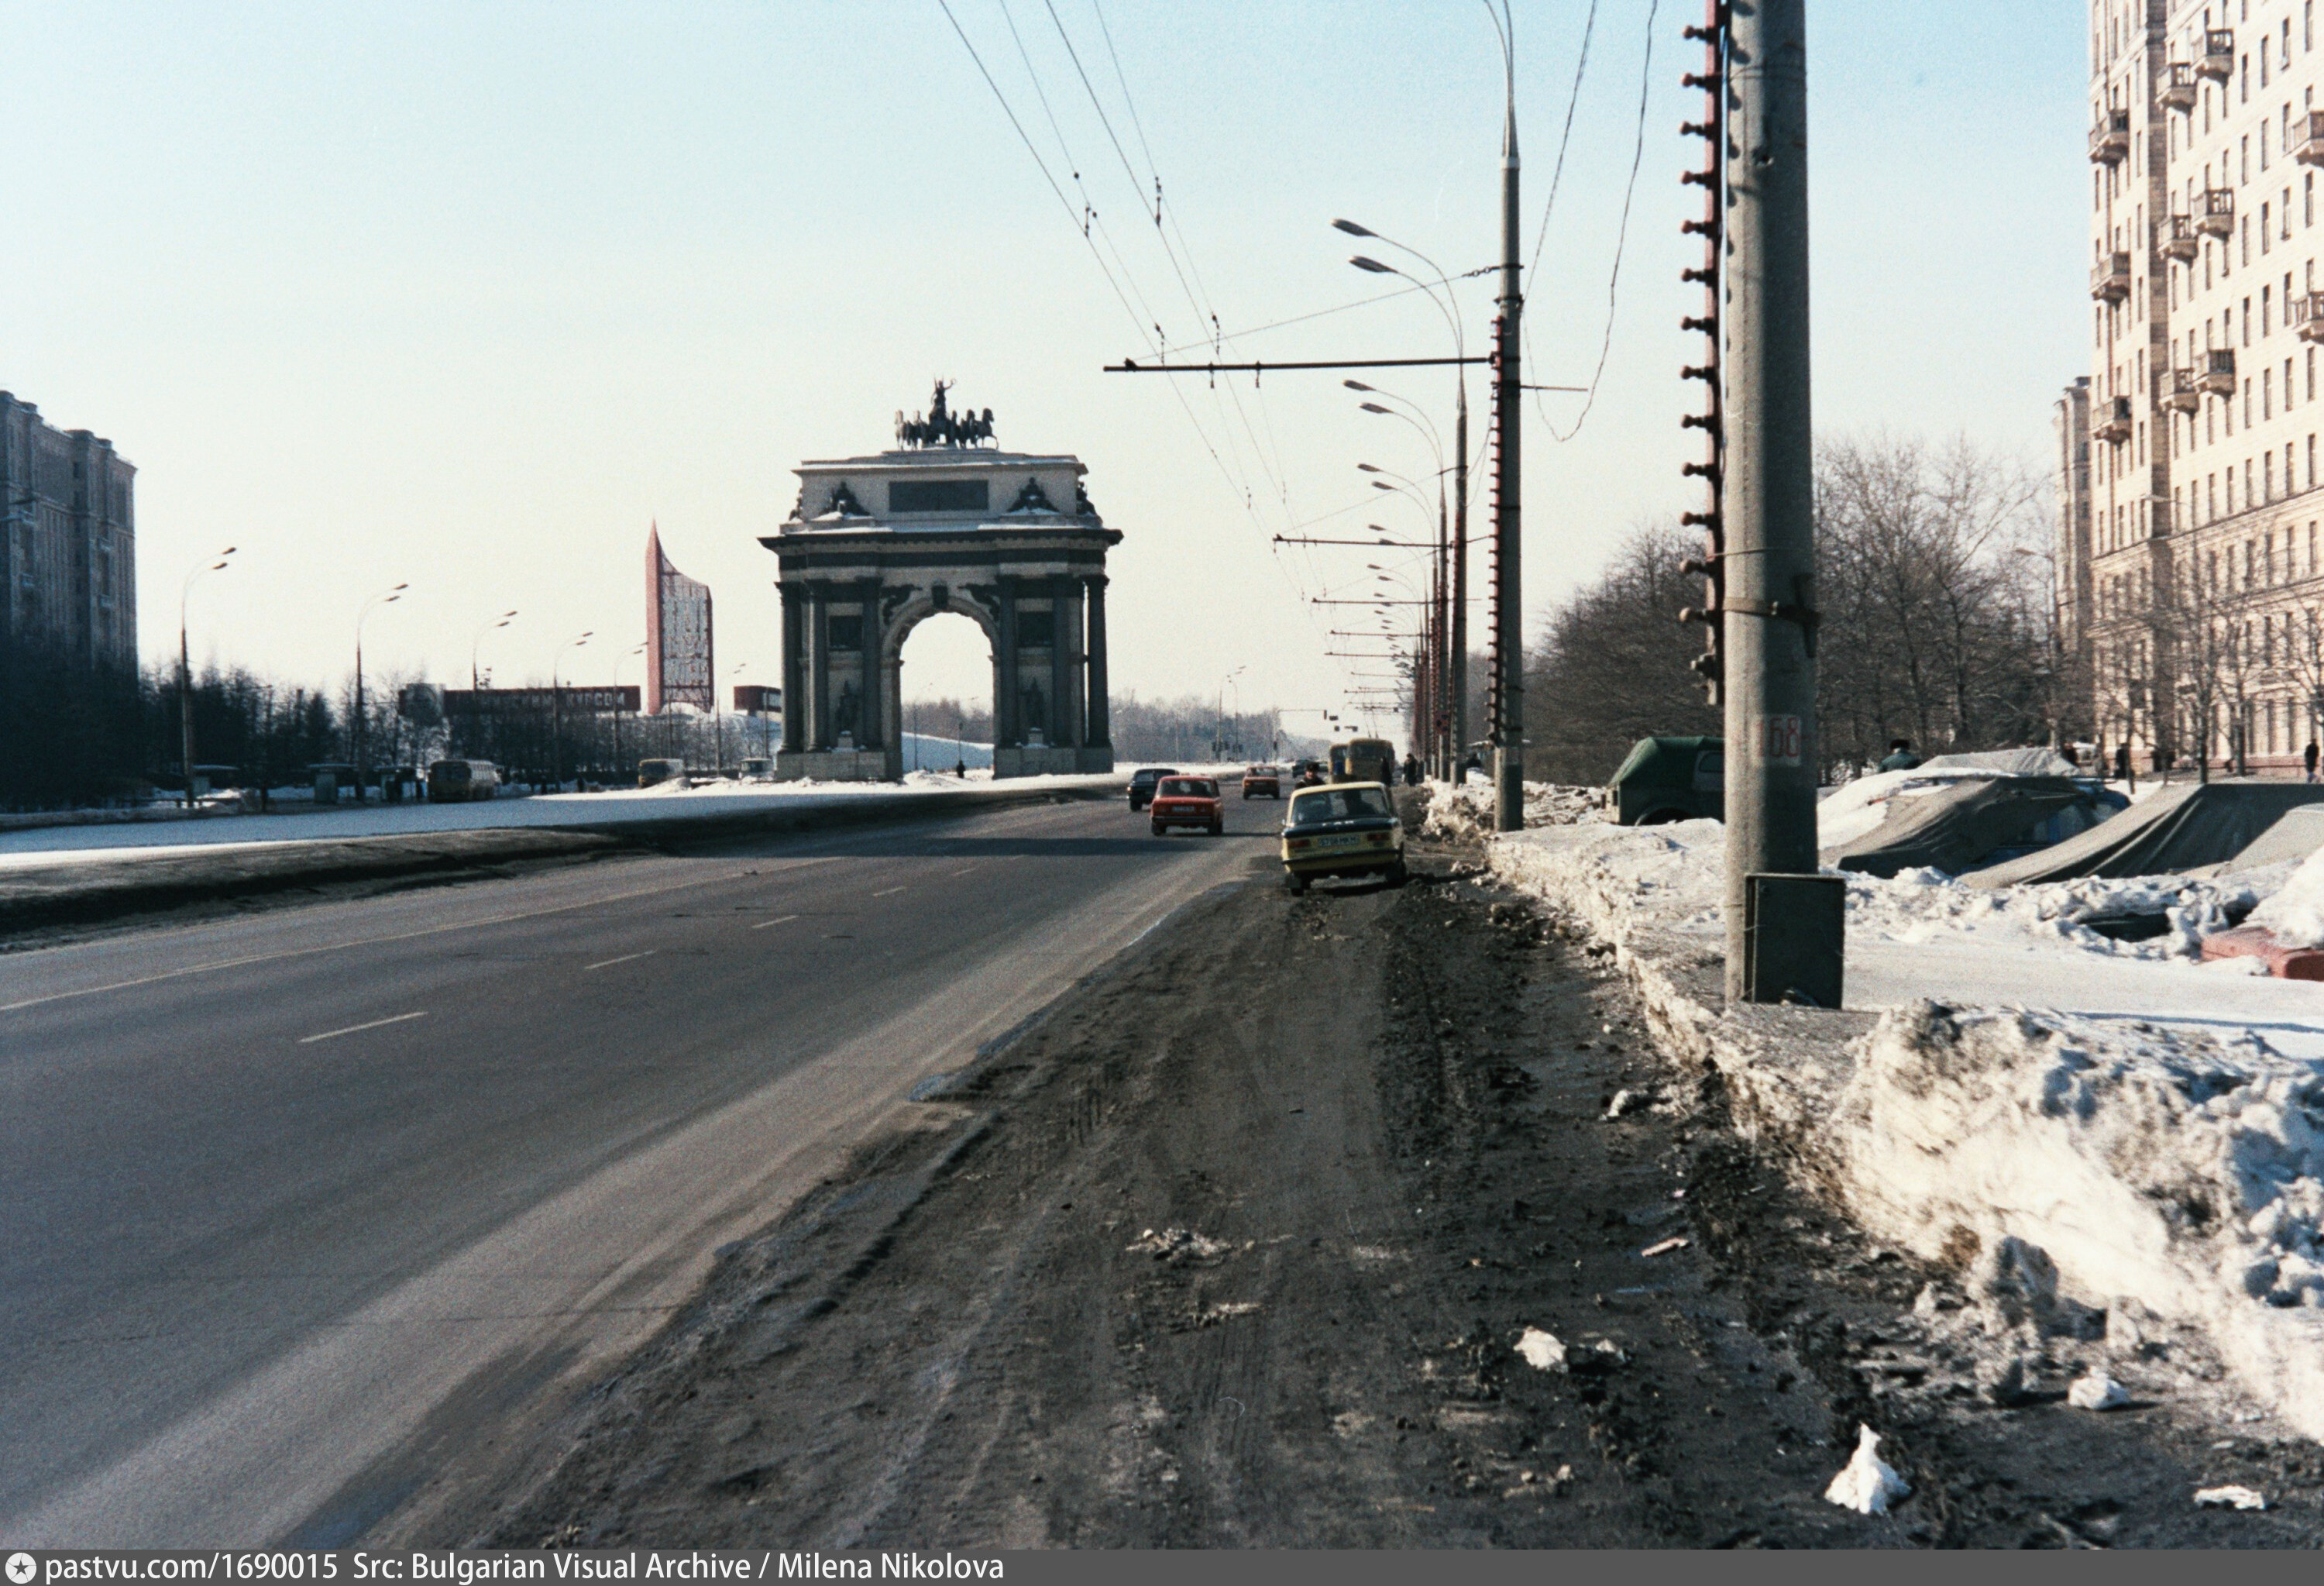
[835,679,861,741]
[1020,681,1047,737]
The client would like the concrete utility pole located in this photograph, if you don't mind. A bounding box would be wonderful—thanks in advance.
[1490,12,1525,833]
[1452,384,1470,777]
[1721,0,1834,1002]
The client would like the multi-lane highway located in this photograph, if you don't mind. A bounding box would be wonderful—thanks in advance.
[0,787,1283,1545]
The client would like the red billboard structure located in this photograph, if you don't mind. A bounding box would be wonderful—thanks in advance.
[645,521,713,714]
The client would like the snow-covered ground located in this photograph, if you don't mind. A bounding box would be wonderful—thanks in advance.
[0,772,1122,871]
[1446,783,2324,1440]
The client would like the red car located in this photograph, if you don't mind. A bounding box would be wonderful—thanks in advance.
[1242,764,1282,800]
[1150,776,1224,837]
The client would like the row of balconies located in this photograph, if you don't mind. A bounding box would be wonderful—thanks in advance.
[2102,326,2324,442]
[2096,191,2238,301]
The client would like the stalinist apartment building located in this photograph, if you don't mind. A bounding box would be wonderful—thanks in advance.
[2077,0,2324,772]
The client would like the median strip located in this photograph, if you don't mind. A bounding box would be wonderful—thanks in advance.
[298,1010,427,1045]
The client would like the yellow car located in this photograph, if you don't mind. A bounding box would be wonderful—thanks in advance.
[1280,781,1407,893]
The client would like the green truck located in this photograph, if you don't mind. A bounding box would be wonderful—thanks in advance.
[1608,735,1723,825]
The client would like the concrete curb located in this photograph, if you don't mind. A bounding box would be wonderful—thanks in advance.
[0,780,1127,937]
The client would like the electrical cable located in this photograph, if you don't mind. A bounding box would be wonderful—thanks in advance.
[1542,0,1659,441]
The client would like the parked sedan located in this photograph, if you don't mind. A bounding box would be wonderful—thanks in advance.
[1150,776,1225,837]
[1280,781,1406,893]
[1128,765,1181,812]
[1242,764,1283,800]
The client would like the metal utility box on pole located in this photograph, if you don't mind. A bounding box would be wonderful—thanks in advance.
[1720,0,1838,1003]
[1490,83,1525,833]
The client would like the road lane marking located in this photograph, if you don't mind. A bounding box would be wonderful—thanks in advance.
[298,1010,427,1045]
[871,886,907,897]
[0,858,846,1015]
[751,915,801,930]
[584,951,658,971]
[949,866,978,877]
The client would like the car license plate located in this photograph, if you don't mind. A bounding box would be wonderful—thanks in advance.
[1311,834,1360,851]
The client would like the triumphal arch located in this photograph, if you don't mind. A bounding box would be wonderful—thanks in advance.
[762,384,1119,782]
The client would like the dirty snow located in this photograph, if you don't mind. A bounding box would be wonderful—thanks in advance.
[1823,1425,1910,1515]
[1471,787,2324,1441]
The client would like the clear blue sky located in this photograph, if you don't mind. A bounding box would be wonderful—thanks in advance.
[0,2,2087,733]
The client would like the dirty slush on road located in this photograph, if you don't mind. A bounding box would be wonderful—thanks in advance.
[485,818,2324,1549]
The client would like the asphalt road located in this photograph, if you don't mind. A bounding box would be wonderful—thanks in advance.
[0,784,1287,1545]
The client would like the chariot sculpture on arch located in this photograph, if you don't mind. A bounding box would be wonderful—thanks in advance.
[768,385,1119,782]
[893,380,995,449]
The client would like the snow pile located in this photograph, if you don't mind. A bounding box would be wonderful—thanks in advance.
[1823,1425,1910,1515]
[1487,812,2281,965]
[1419,779,1600,841]
[1834,1000,2324,1438]
[2247,842,2324,948]
[2067,1368,2129,1410]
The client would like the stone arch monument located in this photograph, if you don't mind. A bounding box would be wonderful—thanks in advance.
[762,385,1119,781]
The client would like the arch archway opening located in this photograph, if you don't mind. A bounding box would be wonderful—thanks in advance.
[895,611,995,774]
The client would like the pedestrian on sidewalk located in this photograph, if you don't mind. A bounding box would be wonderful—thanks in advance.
[2306,740,2319,783]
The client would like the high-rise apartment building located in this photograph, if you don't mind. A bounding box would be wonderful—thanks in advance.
[2077,2,2324,772]
[0,390,137,673]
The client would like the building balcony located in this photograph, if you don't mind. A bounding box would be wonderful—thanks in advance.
[2093,395,2134,444]
[2160,60,2199,112]
[2089,108,2132,166]
[2295,111,2324,167]
[2199,348,2237,395]
[2160,212,2199,261]
[2196,28,2235,81]
[2163,368,2201,413]
[2091,251,2133,303]
[2297,291,2324,344]
[2195,187,2235,237]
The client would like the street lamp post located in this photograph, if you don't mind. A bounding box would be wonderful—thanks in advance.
[613,641,646,777]
[471,611,518,692]
[1335,211,1474,784]
[353,582,409,802]
[1350,387,1455,778]
[552,631,593,790]
[178,548,237,810]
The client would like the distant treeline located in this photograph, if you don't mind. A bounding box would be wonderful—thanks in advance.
[1524,435,2073,786]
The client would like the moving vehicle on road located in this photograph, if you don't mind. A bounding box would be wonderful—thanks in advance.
[1608,735,1723,825]
[1242,765,1283,800]
[1329,737,1397,788]
[1150,776,1224,836]
[1127,765,1181,812]
[1280,781,1406,893]
[638,757,687,788]
[425,759,500,803]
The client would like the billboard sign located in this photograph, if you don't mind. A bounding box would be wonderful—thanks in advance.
[646,522,713,714]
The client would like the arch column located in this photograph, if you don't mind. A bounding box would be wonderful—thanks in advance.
[809,583,831,750]
[780,585,806,752]
[855,576,883,749]
[995,578,1022,746]
[1084,574,1110,750]
[1050,575,1085,749]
